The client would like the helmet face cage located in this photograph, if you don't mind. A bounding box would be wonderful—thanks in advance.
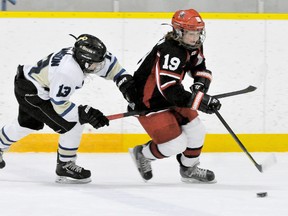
[171,9,206,49]
[174,28,206,50]
[84,61,106,74]
[73,34,107,73]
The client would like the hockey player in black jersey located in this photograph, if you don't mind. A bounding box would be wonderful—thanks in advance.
[117,9,221,183]
[0,34,132,183]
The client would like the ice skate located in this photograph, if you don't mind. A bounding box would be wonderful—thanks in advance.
[0,149,5,169]
[55,160,91,184]
[129,145,153,181]
[180,163,216,184]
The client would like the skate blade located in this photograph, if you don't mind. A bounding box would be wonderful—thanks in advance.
[128,148,148,183]
[55,176,91,184]
[181,177,217,184]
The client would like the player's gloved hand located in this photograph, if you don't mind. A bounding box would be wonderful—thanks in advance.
[190,82,205,93]
[78,105,109,129]
[116,74,138,104]
[199,94,221,114]
[116,74,144,110]
[189,91,221,114]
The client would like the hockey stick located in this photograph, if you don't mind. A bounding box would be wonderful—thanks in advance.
[107,85,257,120]
[107,107,167,121]
[213,85,256,99]
[213,109,276,173]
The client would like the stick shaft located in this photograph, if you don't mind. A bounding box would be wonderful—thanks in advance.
[107,85,257,120]
[107,107,172,120]
[214,109,263,172]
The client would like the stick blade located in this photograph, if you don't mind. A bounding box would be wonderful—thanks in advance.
[247,85,257,92]
[261,153,277,172]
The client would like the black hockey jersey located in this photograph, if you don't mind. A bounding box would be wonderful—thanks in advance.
[134,37,208,110]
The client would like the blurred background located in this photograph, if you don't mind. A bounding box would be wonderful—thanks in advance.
[2,0,288,13]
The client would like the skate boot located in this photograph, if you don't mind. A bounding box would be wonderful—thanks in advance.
[55,157,91,184]
[180,163,216,184]
[0,149,5,169]
[129,145,153,181]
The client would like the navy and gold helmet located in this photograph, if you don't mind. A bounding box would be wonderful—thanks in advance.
[72,34,107,73]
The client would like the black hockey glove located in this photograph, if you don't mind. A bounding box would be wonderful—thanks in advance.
[190,82,206,93]
[78,105,109,129]
[189,92,221,114]
[116,74,138,104]
[199,94,221,114]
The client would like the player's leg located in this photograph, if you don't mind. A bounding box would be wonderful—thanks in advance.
[0,108,43,168]
[55,122,91,184]
[1,67,45,168]
[130,110,185,181]
[0,119,35,168]
[20,99,89,184]
[3,65,87,184]
[20,100,89,184]
[175,108,216,183]
[17,98,89,184]
[14,69,86,183]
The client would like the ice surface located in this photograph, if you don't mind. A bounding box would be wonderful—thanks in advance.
[0,152,287,216]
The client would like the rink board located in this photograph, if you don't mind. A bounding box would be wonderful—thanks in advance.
[1,11,288,19]
[2,12,287,153]
[8,133,288,153]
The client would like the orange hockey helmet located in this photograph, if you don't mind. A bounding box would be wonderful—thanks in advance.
[172,9,205,31]
[171,9,206,49]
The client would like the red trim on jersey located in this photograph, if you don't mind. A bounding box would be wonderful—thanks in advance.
[191,91,204,110]
[195,71,212,80]
[160,80,176,90]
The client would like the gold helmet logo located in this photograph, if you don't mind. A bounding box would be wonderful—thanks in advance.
[77,36,88,42]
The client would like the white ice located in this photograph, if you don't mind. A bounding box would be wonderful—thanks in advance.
[0,152,287,216]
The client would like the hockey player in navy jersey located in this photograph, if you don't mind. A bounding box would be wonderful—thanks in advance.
[120,9,221,183]
[0,34,133,184]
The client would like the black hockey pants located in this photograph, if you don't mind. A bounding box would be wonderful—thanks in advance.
[14,65,76,134]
